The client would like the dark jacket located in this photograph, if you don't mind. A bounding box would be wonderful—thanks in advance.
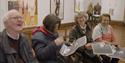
[0,30,37,63]
[69,24,92,43]
[68,24,101,63]
[69,24,93,54]
[32,26,61,63]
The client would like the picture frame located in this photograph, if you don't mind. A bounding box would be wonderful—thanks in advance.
[50,0,64,19]
[8,1,19,10]
[8,0,38,27]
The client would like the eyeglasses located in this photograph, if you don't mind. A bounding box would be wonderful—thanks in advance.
[10,16,23,20]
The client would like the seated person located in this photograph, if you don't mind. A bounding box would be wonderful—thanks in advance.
[92,14,119,63]
[32,14,64,63]
[0,9,37,63]
[68,12,101,63]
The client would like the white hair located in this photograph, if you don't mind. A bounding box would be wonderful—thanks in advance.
[75,11,88,20]
[2,9,19,24]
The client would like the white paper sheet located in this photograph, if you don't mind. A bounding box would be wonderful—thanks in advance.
[60,36,87,56]
[92,42,114,55]
[109,47,125,61]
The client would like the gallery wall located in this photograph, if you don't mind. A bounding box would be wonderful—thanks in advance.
[0,0,125,31]
[0,0,8,31]
[101,0,125,21]
[38,0,74,25]
[38,0,125,25]
[38,0,50,26]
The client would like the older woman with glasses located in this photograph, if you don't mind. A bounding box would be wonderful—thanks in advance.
[0,9,37,63]
[67,12,101,63]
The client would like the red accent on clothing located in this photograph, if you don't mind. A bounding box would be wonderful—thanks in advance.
[32,26,52,36]
[95,33,114,42]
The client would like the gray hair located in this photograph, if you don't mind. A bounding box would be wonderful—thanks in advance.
[75,11,88,23]
[2,9,19,24]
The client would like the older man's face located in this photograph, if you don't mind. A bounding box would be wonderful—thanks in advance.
[6,11,24,32]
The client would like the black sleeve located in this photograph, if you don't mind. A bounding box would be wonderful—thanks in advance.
[0,32,6,63]
[21,35,38,63]
[86,25,93,43]
[0,47,6,63]
[68,28,77,43]
[32,39,58,60]
[32,32,62,60]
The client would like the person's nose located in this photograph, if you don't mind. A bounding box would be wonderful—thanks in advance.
[18,17,24,23]
[80,18,83,21]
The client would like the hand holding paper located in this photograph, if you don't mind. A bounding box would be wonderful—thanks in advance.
[60,36,87,56]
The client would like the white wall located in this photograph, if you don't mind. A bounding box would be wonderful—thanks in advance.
[38,0,75,24]
[0,0,125,30]
[62,0,74,23]
[101,0,125,21]
[0,0,8,31]
[38,0,50,26]
[82,0,100,12]
[37,0,99,24]
[0,0,75,31]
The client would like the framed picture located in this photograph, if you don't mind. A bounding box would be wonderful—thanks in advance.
[74,0,84,12]
[8,0,38,27]
[50,0,64,19]
[8,1,19,10]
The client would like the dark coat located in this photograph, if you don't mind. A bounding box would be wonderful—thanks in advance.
[69,24,92,43]
[68,24,101,63]
[0,30,37,63]
[32,26,61,63]
[69,24,93,54]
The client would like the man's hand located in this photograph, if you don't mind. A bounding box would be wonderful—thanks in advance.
[55,36,64,46]
[85,43,92,50]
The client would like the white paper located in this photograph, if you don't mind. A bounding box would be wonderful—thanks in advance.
[92,42,114,55]
[60,36,87,56]
[109,47,125,61]
[92,42,125,61]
